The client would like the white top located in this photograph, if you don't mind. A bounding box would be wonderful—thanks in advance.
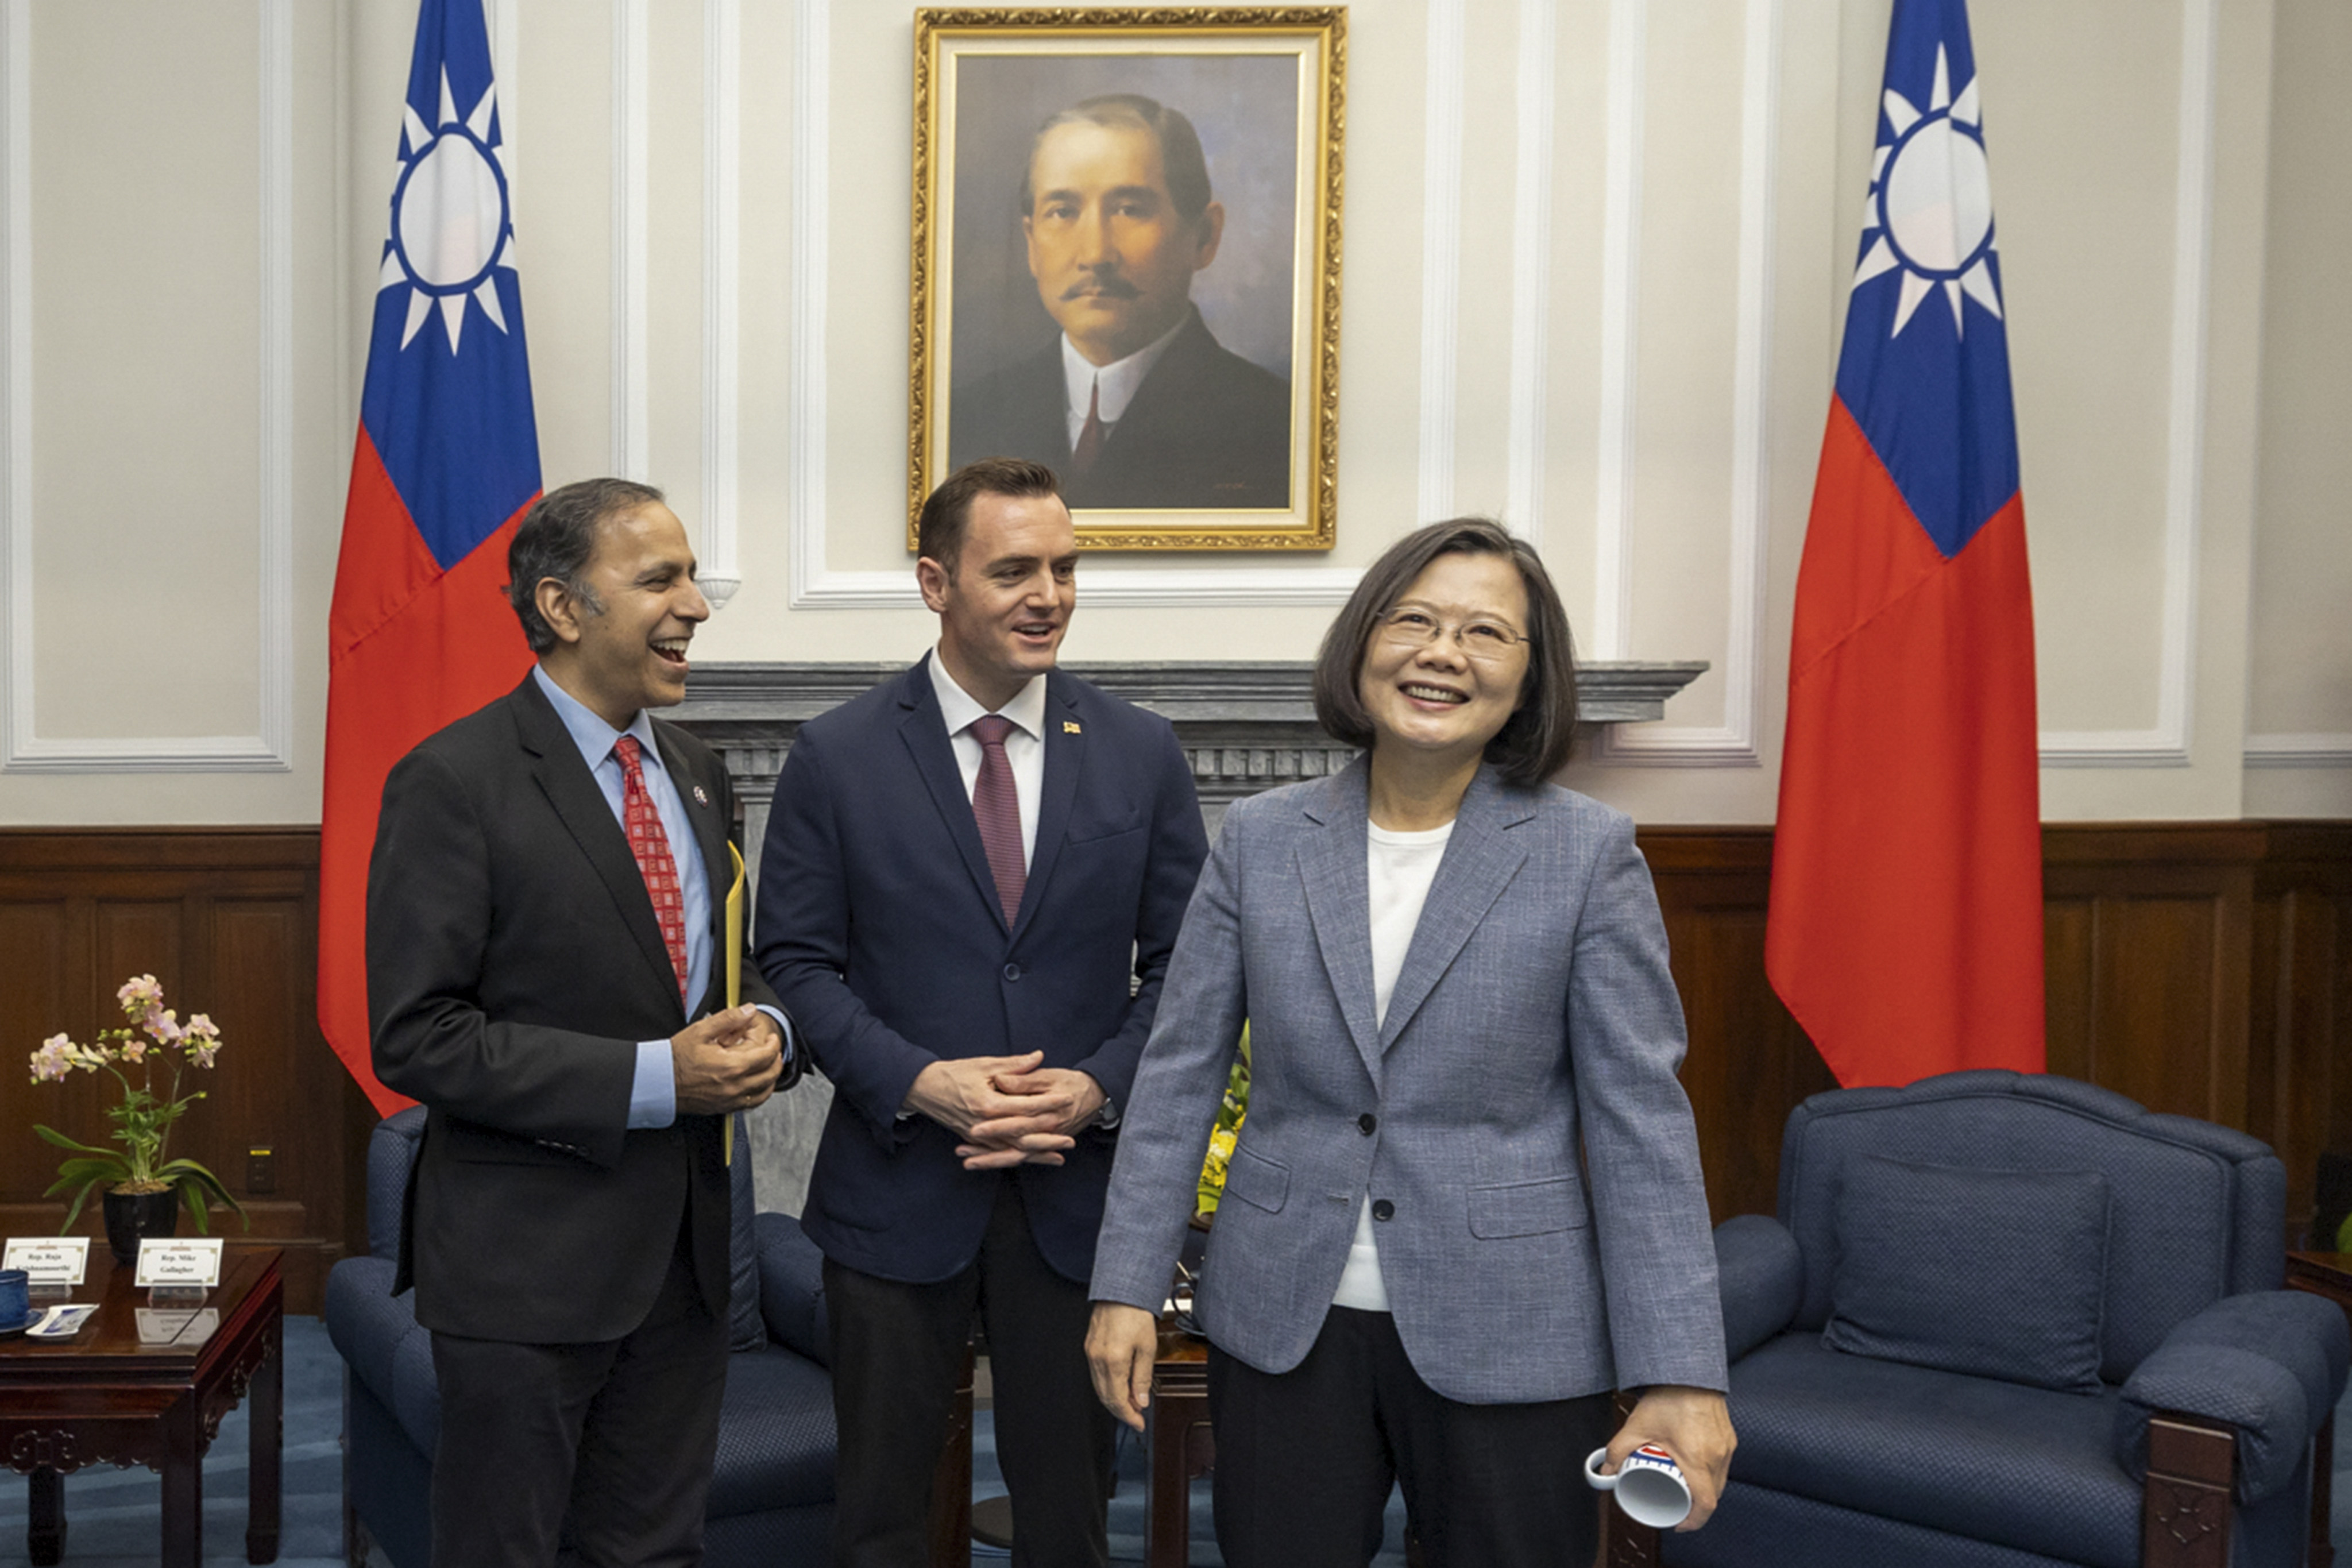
[926,648,1046,868]
[1331,817,1455,1313]
[1059,314,1188,450]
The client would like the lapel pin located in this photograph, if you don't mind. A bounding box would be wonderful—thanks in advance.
[1063,721,1082,735]
[692,784,710,806]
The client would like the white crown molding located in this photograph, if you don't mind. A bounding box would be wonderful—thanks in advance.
[1416,0,1465,524]
[782,0,1363,611]
[1503,0,1556,549]
[612,0,650,480]
[1593,0,1774,769]
[700,0,742,609]
[2,0,296,774]
[2038,0,2211,770]
[2242,733,2352,768]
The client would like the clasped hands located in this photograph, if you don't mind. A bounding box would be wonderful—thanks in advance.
[905,1051,1105,1171]
[671,1005,785,1117]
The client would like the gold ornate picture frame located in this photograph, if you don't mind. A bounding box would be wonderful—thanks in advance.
[910,7,1345,551]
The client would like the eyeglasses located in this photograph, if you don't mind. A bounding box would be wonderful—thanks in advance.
[1375,607,1530,665]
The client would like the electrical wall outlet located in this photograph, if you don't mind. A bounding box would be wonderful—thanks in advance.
[246,1148,276,1195]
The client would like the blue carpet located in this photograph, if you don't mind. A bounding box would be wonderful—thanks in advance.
[3,1315,2345,1566]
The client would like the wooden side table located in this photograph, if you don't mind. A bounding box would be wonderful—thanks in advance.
[1145,1322,1214,1568]
[2286,1252,2350,1568]
[0,1245,283,1568]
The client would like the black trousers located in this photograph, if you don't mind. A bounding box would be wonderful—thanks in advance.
[1207,1306,1610,1568]
[824,1177,1115,1568]
[427,1224,727,1568]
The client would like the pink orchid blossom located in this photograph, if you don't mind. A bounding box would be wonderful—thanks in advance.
[141,1008,183,1046]
[187,1040,220,1069]
[117,974,164,1013]
[28,1034,74,1083]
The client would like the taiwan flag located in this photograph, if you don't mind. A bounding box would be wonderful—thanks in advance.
[1764,0,2044,1088]
[319,0,540,1113]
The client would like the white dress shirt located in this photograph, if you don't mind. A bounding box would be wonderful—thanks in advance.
[1331,817,1456,1313]
[927,648,1047,868]
[1058,314,1188,453]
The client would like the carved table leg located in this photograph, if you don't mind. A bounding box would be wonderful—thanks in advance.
[162,1393,205,1568]
[2141,1415,2233,1568]
[249,1312,284,1564]
[27,1467,64,1567]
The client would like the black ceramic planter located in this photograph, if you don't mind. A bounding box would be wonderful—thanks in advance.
[102,1187,180,1266]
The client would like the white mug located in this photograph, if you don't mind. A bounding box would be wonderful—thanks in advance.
[1584,1443,1693,1529]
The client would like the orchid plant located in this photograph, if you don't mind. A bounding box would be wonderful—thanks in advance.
[27,974,246,1234]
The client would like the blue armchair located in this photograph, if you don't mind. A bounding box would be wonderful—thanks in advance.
[326,1109,957,1567]
[1641,1071,2347,1568]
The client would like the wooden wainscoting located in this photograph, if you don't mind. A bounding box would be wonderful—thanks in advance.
[1,822,2345,1301]
[1642,822,2352,1236]
[0,830,374,1313]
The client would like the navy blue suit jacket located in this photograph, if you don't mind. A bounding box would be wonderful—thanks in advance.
[754,659,1207,1285]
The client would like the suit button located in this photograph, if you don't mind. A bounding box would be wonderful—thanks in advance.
[1003,963,1021,982]
[1372,1199,1395,1222]
[1358,1113,1377,1136]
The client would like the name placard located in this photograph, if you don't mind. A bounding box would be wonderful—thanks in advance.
[3,1237,89,1285]
[133,1238,223,1289]
[135,1307,221,1345]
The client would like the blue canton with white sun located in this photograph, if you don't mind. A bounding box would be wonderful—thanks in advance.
[357,0,540,572]
[1836,0,2021,559]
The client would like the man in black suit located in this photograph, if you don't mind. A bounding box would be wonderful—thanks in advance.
[369,477,793,1568]
[757,458,1208,1566]
[948,94,1291,510]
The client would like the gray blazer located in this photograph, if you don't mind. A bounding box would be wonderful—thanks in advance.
[1090,760,1727,1404]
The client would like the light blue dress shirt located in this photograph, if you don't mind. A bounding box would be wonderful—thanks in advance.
[531,666,785,1129]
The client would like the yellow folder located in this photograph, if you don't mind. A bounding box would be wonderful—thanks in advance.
[724,843,745,1165]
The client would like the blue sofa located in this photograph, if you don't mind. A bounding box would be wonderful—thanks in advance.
[1639,1072,2348,1568]
[326,1107,891,1567]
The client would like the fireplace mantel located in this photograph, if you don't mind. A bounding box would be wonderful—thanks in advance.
[674,659,1708,837]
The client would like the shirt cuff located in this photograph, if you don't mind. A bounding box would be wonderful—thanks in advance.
[628,1038,677,1129]
[752,1004,795,1064]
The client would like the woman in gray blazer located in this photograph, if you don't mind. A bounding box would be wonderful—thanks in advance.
[1086,518,1733,1567]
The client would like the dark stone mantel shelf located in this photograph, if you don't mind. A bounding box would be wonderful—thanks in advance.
[674,659,1708,817]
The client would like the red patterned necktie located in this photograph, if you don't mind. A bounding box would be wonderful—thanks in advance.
[1069,380,1107,477]
[613,735,690,1003]
[968,714,1026,926]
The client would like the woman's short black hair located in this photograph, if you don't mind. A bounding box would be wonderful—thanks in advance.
[505,478,666,654]
[1311,517,1579,786]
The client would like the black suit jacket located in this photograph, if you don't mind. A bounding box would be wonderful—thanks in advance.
[754,661,1208,1285]
[368,673,791,1344]
[948,307,1292,509]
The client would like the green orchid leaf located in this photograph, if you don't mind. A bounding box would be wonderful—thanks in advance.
[59,1183,96,1234]
[33,1124,113,1157]
[160,1160,248,1229]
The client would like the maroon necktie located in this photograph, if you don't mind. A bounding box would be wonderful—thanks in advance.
[968,714,1026,926]
[1068,381,1107,477]
[613,735,690,1002]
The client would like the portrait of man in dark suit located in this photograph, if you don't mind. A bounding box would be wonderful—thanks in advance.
[756,458,1209,1564]
[948,94,1293,511]
[366,477,795,1568]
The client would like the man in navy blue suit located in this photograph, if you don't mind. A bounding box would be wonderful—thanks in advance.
[756,457,1208,1567]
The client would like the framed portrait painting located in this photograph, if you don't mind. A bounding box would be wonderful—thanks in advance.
[911,7,1345,551]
